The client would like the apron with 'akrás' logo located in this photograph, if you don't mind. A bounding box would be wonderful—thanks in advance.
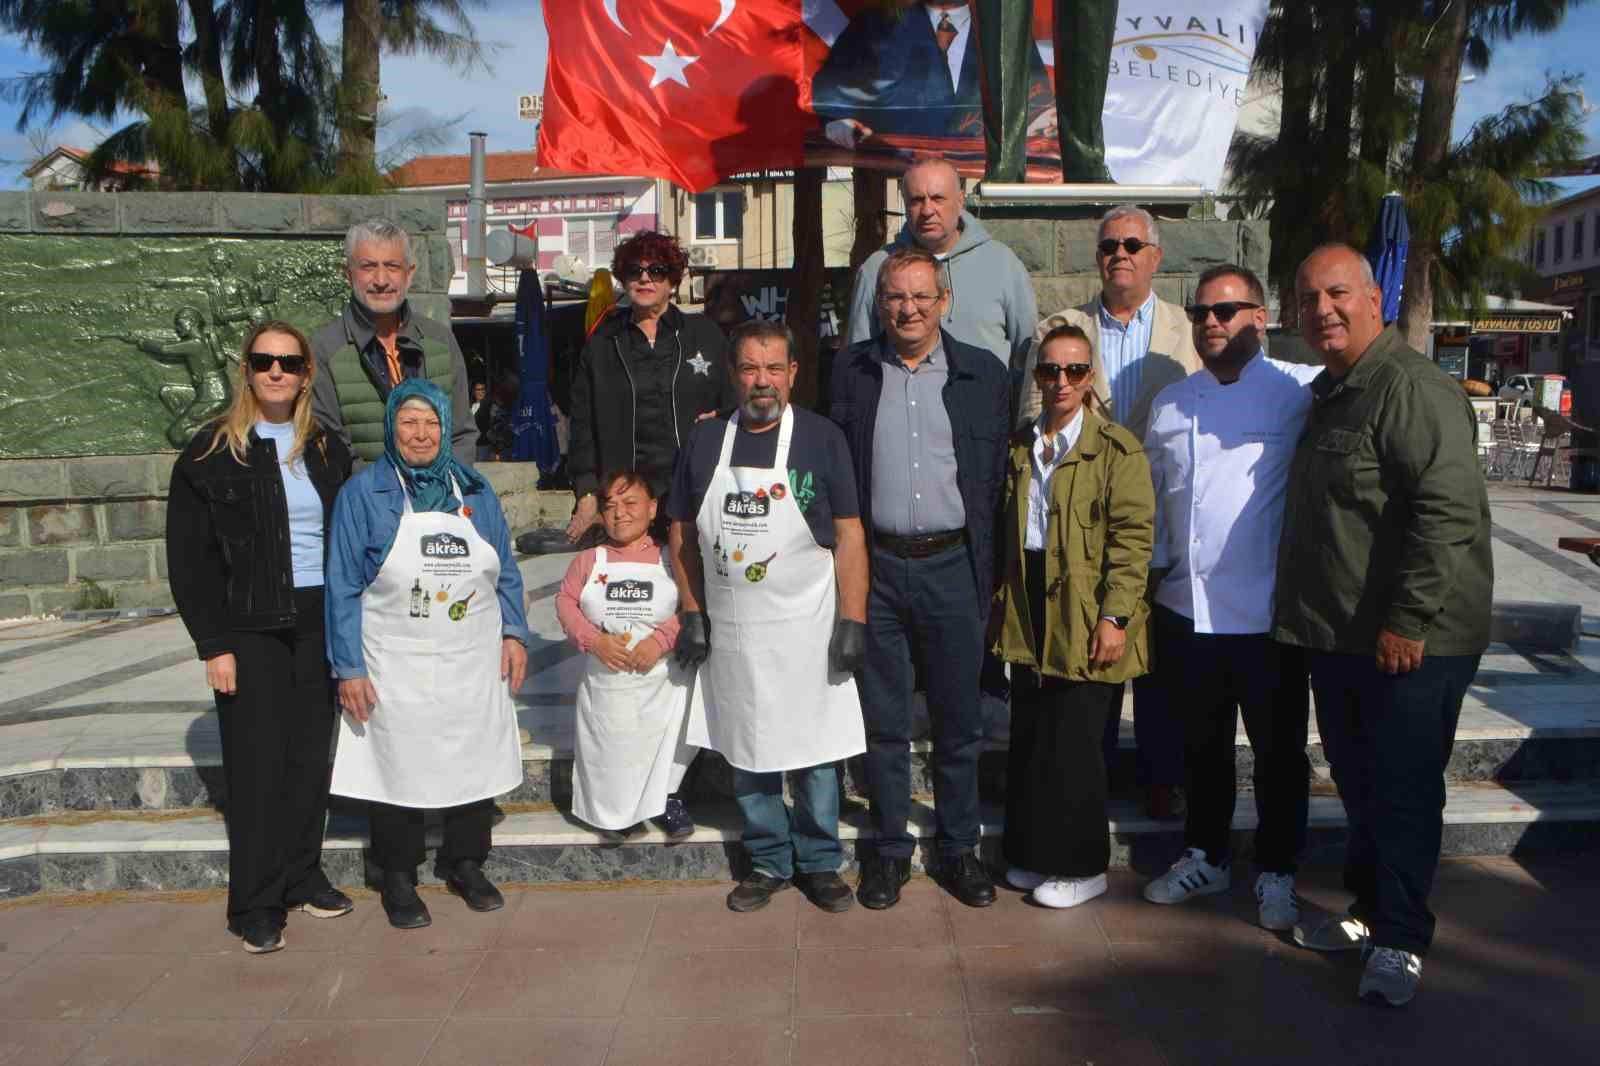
[572,544,697,830]
[685,406,865,772]
[330,471,523,807]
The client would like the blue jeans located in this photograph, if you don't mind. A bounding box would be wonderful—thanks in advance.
[733,764,842,879]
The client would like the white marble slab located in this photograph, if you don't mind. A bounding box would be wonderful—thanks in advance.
[0,822,45,863]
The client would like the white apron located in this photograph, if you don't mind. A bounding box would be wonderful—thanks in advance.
[685,406,865,772]
[571,544,697,830]
[330,473,524,808]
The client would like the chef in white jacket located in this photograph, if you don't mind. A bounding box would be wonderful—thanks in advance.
[668,320,870,916]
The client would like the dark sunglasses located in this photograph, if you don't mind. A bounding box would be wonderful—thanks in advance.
[1185,301,1261,324]
[1034,363,1092,384]
[247,352,309,375]
[1096,237,1152,257]
[619,263,672,282]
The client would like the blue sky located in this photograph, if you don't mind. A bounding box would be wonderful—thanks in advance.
[1,0,1596,198]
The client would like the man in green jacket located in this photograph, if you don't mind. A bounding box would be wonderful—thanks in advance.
[1273,244,1492,1008]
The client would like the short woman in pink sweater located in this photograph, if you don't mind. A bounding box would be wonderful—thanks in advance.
[556,471,698,839]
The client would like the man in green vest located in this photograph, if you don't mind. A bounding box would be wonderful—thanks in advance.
[310,219,475,463]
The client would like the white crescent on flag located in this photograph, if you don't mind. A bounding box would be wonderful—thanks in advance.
[709,0,736,35]
[602,0,628,35]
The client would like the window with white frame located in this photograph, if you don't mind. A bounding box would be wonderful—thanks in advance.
[1554,221,1565,264]
[694,190,745,242]
[1576,217,1587,264]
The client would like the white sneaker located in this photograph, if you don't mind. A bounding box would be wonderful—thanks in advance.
[1143,848,1230,904]
[1032,873,1108,909]
[1254,872,1300,931]
[1359,946,1422,1007]
[1293,912,1371,952]
[1006,867,1047,892]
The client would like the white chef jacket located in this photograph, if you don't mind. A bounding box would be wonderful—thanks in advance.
[1143,352,1321,634]
[1026,407,1084,551]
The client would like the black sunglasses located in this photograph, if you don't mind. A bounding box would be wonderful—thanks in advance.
[619,262,672,282]
[1034,363,1092,384]
[1097,237,1152,257]
[1185,301,1261,324]
[248,352,309,375]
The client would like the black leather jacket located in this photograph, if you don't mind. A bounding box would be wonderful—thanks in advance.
[166,424,353,659]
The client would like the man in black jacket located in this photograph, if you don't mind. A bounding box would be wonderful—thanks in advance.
[829,246,1010,910]
[566,231,733,543]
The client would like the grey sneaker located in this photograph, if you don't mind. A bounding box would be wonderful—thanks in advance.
[1293,911,1371,952]
[1359,946,1422,1006]
[1254,872,1300,932]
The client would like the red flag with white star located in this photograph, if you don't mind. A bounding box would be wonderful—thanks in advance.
[539,0,813,191]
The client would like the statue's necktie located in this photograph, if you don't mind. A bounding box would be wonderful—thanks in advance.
[936,13,958,54]
[1041,438,1056,466]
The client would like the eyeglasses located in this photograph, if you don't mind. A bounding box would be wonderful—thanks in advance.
[619,263,672,282]
[879,292,940,309]
[247,352,308,375]
[1034,363,1092,384]
[1185,301,1261,324]
[1096,237,1153,257]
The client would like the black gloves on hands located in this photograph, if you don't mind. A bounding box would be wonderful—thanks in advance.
[828,618,868,675]
[676,611,711,668]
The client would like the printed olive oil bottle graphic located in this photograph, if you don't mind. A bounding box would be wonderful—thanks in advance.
[409,578,423,618]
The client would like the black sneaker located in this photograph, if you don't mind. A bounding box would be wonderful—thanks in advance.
[942,852,997,908]
[726,871,791,913]
[651,797,696,842]
[795,871,854,913]
[297,887,354,919]
[381,871,433,929]
[439,859,505,912]
[229,914,285,954]
[856,855,912,910]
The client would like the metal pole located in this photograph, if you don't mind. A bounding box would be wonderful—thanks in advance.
[467,131,488,298]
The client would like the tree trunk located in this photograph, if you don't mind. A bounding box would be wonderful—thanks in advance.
[1269,3,1316,329]
[849,170,887,271]
[1357,2,1397,176]
[141,0,187,111]
[1319,2,1358,238]
[186,0,233,182]
[1397,0,1469,352]
[787,167,826,407]
[338,0,381,183]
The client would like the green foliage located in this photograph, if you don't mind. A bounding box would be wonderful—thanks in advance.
[72,578,116,612]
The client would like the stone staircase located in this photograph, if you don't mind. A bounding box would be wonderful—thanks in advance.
[3,550,1599,901]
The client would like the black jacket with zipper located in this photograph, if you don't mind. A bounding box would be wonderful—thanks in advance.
[568,304,733,498]
[166,423,354,660]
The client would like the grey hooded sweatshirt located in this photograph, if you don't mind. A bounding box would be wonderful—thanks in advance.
[846,211,1039,372]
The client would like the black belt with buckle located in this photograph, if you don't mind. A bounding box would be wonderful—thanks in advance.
[873,528,966,558]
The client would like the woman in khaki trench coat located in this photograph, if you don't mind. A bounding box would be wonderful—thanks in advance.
[990,323,1154,910]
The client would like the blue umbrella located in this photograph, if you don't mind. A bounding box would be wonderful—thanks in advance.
[1367,193,1411,325]
[511,268,561,472]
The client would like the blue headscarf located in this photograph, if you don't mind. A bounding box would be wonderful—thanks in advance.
[383,379,484,513]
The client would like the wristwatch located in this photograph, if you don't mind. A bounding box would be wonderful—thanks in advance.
[1101,615,1129,630]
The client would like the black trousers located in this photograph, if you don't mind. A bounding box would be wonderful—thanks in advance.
[860,543,985,861]
[214,586,337,924]
[1149,606,1310,872]
[368,798,494,876]
[1308,650,1479,956]
[1003,551,1116,876]
[1106,675,1180,787]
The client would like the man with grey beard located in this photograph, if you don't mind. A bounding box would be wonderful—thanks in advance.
[668,320,869,915]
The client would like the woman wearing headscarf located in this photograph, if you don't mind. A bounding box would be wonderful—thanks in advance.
[325,379,530,930]
[168,320,355,955]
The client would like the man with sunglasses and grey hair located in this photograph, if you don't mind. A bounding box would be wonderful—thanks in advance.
[1138,264,1319,931]
[310,219,476,463]
[1028,204,1201,821]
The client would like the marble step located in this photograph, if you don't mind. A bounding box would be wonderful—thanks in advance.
[3,685,1599,819]
[3,780,1597,902]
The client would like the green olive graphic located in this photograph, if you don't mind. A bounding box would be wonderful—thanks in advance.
[448,589,477,620]
[744,553,777,583]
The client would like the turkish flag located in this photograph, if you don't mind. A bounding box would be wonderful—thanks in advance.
[539,0,812,191]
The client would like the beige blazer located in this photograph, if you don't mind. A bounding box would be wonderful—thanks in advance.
[1020,295,1200,441]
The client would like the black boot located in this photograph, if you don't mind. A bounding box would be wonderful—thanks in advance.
[856,855,911,910]
[795,871,854,913]
[942,852,996,908]
[381,871,432,929]
[439,859,505,912]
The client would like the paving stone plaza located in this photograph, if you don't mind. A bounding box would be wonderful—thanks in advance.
[0,483,1596,1064]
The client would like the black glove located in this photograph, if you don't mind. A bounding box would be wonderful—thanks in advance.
[676,611,710,668]
[828,618,868,675]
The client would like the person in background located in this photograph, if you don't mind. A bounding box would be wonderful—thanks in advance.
[470,381,487,417]
[325,380,528,930]
[989,323,1154,910]
[556,471,698,840]
[167,320,356,954]
[567,231,732,545]
[310,219,475,462]
[475,372,520,461]
[1138,265,1317,930]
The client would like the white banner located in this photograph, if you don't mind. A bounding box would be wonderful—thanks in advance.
[1099,3,1270,186]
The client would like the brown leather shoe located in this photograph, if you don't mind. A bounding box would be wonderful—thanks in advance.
[1145,785,1187,822]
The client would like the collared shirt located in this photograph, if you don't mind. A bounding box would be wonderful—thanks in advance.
[343,300,426,392]
[924,3,972,92]
[1025,406,1084,551]
[871,340,966,535]
[1144,352,1320,634]
[1097,292,1157,425]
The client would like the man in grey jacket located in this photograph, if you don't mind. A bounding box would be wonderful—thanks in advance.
[845,159,1038,375]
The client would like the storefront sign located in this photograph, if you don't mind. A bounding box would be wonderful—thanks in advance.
[1468,314,1564,334]
[446,193,625,220]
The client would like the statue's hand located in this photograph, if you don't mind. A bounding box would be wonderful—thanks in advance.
[1026,107,1058,139]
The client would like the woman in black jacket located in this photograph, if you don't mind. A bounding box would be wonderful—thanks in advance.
[167,319,355,954]
[565,230,733,545]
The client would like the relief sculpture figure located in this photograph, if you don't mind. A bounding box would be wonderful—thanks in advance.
[95,307,233,447]
[152,246,256,348]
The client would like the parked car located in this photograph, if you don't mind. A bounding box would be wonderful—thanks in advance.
[1500,373,1573,417]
